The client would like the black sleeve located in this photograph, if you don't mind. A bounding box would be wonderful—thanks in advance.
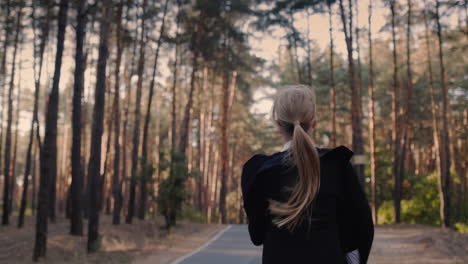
[241,154,269,246]
[339,160,374,263]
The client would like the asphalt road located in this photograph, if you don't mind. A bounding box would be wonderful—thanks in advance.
[172,225,262,264]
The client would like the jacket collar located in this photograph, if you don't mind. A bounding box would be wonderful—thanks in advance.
[280,139,328,157]
[281,140,292,151]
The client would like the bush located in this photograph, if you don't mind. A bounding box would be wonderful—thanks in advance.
[180,205,207,223]
[377,200,395,225]
[377,172,440,226]
[157,152,189,229]
[401,172,440,225]
[454,222,468,233]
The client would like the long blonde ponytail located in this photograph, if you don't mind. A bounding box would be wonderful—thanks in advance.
[269,85,320,231]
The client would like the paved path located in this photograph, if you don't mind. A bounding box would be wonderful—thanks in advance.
[172,225,262,264]
[170,224,468,264]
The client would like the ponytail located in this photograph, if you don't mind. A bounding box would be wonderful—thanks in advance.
[269,85,320,231]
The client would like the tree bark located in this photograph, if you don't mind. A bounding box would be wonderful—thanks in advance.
[389,0,402,223]
[70,0,87,236]
[426,47,445,221]
[435,0,452,228]
[0,0,12,193]
[306,8,313,86]
[112,0,125,225]
[120,27,137,221]
[126,0,148,224]
[18,0,51,228]
[178,16,203,155]
[87,0,112,252]
[8,58,21,215]
[368,0,377,225]
[2,3,23,226]
[339,0,365,188]
[10,61,22,216]
[327,0,336,147]
[219,67,237,223]
[171,3,181,155]
[139,0,169,220]
[396,0,415,224]
[33,0,69,260]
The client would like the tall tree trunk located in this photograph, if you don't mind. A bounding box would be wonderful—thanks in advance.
[208,143,220,223]
[171,4,181,155]
[18,0,51,228]
[179,18,202,155]
[33,0,69,260]
[423,0,445,227]
[203,71,214,216]
[435,0,452,228]
[305,8,313,86]
[396,0,414,223]
[219,67,237,224]
[101,92,114,215]
[368,0,377,225]
[389,0,402,223]
[126,0,148,224]
[197,67,209,211]
[354,0,364,159]
[112,0,125,225]
[2,3,23,226]
[0,0,10,97]
[139,0,169,220]
[10,62,22,215]
[288,11,302,84]
[82,10,98,220]
[87,0,112,252]
[339,0,365,187]
[328,0,337,147]
[70,0,87,236]
[0,0,12,191]
[32,142,38,215]
[121,33,136,220]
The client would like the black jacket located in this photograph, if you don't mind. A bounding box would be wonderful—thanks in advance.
[241,145,374,264]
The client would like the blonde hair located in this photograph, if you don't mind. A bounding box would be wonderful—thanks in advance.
[270,85,320,231]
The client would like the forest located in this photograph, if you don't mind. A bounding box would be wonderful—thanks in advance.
[0,0,467,263]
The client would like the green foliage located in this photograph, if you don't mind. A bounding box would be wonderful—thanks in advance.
[378,172,441,226]
[377,200,395,225]
[157,152,189,229]
[139,158,156,182]
[226,191,241,223]
[158,150,171,174]
[179,205,207,223]
[188,168,201,181]
[454,222,468,233]
[401,172,441,225]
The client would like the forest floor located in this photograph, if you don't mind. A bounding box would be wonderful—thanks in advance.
[369,224,468,263]
[0,215,223,264]
[1,218,467,264]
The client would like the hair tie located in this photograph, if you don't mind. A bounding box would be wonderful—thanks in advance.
[294,120,300,126]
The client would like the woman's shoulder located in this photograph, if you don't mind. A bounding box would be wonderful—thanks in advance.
[317,145,354,163]
[242,151,284,177]
[242,145,354,172]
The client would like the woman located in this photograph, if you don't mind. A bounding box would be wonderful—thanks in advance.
[241,85,374,264]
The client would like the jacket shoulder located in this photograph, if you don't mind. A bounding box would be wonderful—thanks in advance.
[241,154,270,192]
[319,145,354,163]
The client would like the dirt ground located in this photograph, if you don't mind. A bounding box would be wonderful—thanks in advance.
[1,218,467,264]
[369,224,468,264]
[0,215,223,264]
